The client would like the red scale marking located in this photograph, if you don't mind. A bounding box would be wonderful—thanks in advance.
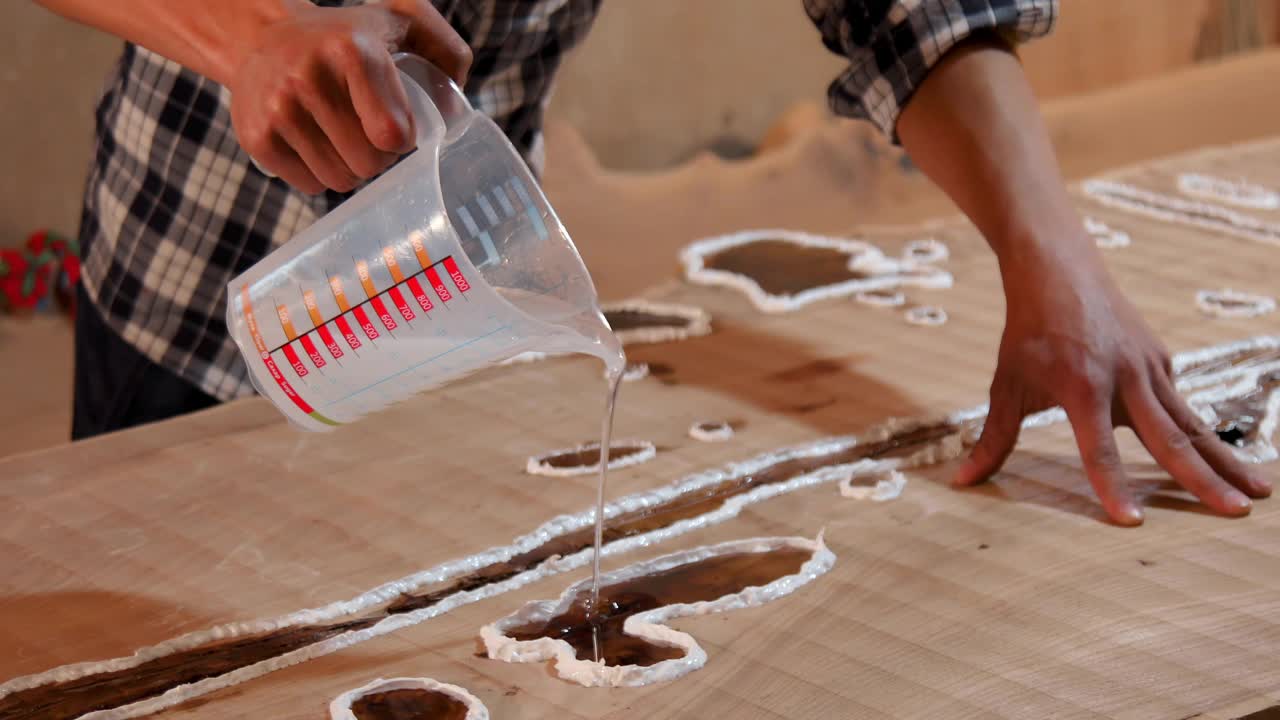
[425,266,453,302]
[298,334,326,369]
[281,344,309,378]
[316,323,344,359]
[387,286,416,323]
[351,306,381,341]
[442,257,471,293]
[406,276,434,313]
[263,356,315,413]
[334,315,362,350]
[369,296,398,331]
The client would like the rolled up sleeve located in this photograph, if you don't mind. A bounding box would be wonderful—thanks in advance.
[803,0,1058,140]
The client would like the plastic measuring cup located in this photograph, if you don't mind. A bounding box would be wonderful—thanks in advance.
[226,54,618,432]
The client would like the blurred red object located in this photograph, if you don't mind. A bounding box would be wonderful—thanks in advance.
[0,230,79,316]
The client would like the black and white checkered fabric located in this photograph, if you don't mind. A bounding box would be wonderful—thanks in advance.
[804,0,1057,137]
[79,0,1055,402]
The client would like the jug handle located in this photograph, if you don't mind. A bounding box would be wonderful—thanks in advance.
[391,53,472,144]
[244,54,470,179]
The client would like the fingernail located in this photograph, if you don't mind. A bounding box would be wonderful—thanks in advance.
[1254,477,1273,497]
[1117,505,1144,527]
[1227,491,1253,514]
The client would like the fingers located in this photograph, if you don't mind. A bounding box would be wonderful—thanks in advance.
[238,122,326,195]
[305,58,403,177]
[1122,381,1253,517]
[237,44,408,193]
[395,0,473,84]
[271,89,360,192]
[1064,397,1144,526]
[953,378,1024,487]
[339,40,419,154]
[1151,378,1272,499]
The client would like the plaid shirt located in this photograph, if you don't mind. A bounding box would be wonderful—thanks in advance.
[80,0,1056,402]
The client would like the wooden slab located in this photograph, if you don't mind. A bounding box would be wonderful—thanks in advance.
[3,141,1280,720]
[548,50,1280,299]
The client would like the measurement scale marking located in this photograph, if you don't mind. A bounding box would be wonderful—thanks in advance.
[387,286,417,323]
[315,323,345,360]
[492,186,516,217]
[329,276,352,312]
[276,304,299,341]
[405,276,434,314]
[369,295,399,332]
[303,290,325,326]
[355,260,379,300]
[351,306,381,341]
[425,266,453,303]
[268,255,459,355]
[238,286,339,426]
[382,246,406,283]
[297,334,327,369]
[322,323,511,408]
[475,193,501,225]
[409,231,432,268]
[333,315,362,352]
[442,256,471,294]
[510,178,549,241]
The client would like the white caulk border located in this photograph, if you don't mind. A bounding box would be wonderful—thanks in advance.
[480,534,834,687]
[901,238,950,264]
[904,306,948,327]
[679,229,953,314]
[839,469,908,502]
[525,440,658,478]
[499,300,713,368]
[601,299,713,345]
[688,421,734,442]
[1083,217,1132,249]
[5,335,1278,719]
[329,677,489,720]
[1081,179,1280,248]
[1177,173,1280,211]
[1195,289,1278,320]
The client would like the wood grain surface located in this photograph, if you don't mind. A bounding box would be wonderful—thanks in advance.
[3,142,1280,720]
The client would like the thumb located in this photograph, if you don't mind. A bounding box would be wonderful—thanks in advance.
[383,0,473,85]
[953,382,1025,487]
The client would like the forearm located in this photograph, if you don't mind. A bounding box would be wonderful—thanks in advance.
[896,36,1099,280]
[34,0,294,85]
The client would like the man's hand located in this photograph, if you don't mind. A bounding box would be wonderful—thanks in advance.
[228,0,471,194]
[952,240,1272,525]
[897,36,1271,524]
[36,0,472,195]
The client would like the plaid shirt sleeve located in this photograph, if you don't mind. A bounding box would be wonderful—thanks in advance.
[460,0,601,176]
[802,0,1058,139]
[78,0,599,403]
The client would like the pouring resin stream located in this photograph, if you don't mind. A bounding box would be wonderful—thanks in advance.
[224,55,627,649]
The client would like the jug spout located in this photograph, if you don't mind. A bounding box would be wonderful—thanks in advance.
[227,55,616,431]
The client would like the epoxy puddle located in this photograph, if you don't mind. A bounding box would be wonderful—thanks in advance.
[6,336,1278,720]
[482,535,834,687]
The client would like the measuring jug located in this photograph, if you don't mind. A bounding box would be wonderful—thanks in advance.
[226,55,617,432]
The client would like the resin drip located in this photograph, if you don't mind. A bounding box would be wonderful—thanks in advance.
[9,337,1280,718]
[0,417,956,720]
[349,688,470,720]
[591,371,624,660]
[505,547,812,667]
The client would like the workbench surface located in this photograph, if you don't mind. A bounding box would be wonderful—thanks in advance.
[3,140,1279,720]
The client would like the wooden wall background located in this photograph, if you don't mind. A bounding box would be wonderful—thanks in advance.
[548,0,1280,169]
[0,1,1277,243]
